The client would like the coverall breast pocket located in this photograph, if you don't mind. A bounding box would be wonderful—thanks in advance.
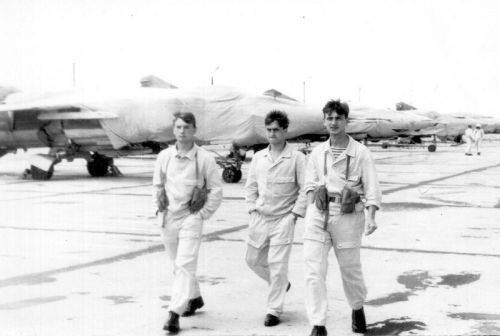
[273,176,296,196]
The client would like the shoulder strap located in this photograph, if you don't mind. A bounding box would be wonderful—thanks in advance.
[195,151,206,188]
[161,150,172,185]
[323,150,328,177]
[345,155,350,180]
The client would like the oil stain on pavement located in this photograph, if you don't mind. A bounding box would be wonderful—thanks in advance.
[398,270,480,290]
[103,296,135,304]
[0,296,66,310]
[198,276,225,285]
[366,292,414,306]
[367,270,480,307]
[448,313,500,320]
[367,317,426,335]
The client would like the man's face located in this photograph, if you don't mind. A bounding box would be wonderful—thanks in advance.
[173,118,196,143]
[265,120,287,146]
[323,111,347,135]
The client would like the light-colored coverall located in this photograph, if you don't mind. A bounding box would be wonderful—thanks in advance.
[465,127,474,154]
[245,143,307,317]
[473,128,485,154]
[152,144,222,315]
[303,137,381,326]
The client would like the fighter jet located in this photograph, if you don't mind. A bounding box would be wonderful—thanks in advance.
[394,102,498,143]
[0,84,332,181]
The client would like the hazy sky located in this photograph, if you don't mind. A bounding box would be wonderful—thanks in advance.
[1,0,500,116]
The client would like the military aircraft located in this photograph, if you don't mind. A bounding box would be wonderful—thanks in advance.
[0,80,436,182]
[0,84,331,182]
[395,102,500,143]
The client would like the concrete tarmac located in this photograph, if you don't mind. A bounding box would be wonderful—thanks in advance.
[0,139,499,336]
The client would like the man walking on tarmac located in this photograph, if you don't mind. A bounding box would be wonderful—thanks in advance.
[464,125,474,156]
[153,112,223,333]
[473,123,485,155]
[303,100,381,336]
[245,110,307,327]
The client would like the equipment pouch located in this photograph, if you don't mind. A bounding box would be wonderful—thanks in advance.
[189,186,208,213]
[314,185,328,211]
[340,185,360,214]
[188,152,209,214]
[156,188,168,213]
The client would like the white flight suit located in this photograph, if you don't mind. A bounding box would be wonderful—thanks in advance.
[464,127,474,154]
[473,127,484,154]
[152,144,222,315]
[303,137,381,326]
[245,143,307,317]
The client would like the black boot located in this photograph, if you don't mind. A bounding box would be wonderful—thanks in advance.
[264,313,280,326]
[352,307,367,333]
[309,325,327,336]
[182,296,204,317]
[163,311,180,333]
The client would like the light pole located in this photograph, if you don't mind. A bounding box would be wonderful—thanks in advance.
[211,66,220,86]
[303,80,306,103]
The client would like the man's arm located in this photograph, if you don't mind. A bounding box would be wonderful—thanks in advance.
[304,149,320,205]
[361,151,382,235]
[291,152,307,218]
[244,155,259,214]
[152,151,167,212]
[198,155,223,220]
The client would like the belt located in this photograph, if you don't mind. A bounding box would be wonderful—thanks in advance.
[328,196,342,204]
[328,195,361,204]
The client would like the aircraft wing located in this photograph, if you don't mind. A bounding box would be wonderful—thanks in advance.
[0,92,128,149]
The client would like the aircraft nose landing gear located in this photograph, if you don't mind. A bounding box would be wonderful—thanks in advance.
[87,153,122,177]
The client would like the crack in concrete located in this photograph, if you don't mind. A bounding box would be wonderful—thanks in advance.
[383,163,500,195]
[0,224,247,289]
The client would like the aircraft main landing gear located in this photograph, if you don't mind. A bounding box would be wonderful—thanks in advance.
[214,155,242,183]
[222,166,242,183]
[87,153,121,177]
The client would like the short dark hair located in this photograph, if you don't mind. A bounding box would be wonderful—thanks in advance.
[265,110,289,129]
[322,99,349,119]
[173,112,196,128]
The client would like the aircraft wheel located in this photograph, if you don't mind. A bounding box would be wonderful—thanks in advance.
[31,165,54,180]
[222,167,240,183]
[234,169,242,183]
[381,142,389,149]
[428,144,437,152]
[87,155,111,177]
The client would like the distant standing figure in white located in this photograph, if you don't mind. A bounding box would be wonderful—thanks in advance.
[464,125,474,156]
[473,124,485,155]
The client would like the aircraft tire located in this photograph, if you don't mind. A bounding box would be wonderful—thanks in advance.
[87,155,111,177]
[428,144,437,152]
[234,169,242,183]
[222,167,240,183]
[381,142,389,149]
[31,165,54,180]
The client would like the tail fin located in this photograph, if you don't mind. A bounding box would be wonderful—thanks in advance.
[0,85,19,102]
[396,102,417,111]
[139,75,177,89]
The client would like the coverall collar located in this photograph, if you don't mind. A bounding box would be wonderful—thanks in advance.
[322,135,357,165]
[262,142,293,166]
[174,142,198,160]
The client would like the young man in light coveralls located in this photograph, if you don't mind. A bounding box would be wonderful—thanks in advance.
[153,112,223,333]
[303,100,381,336]
[245,110,307,327]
